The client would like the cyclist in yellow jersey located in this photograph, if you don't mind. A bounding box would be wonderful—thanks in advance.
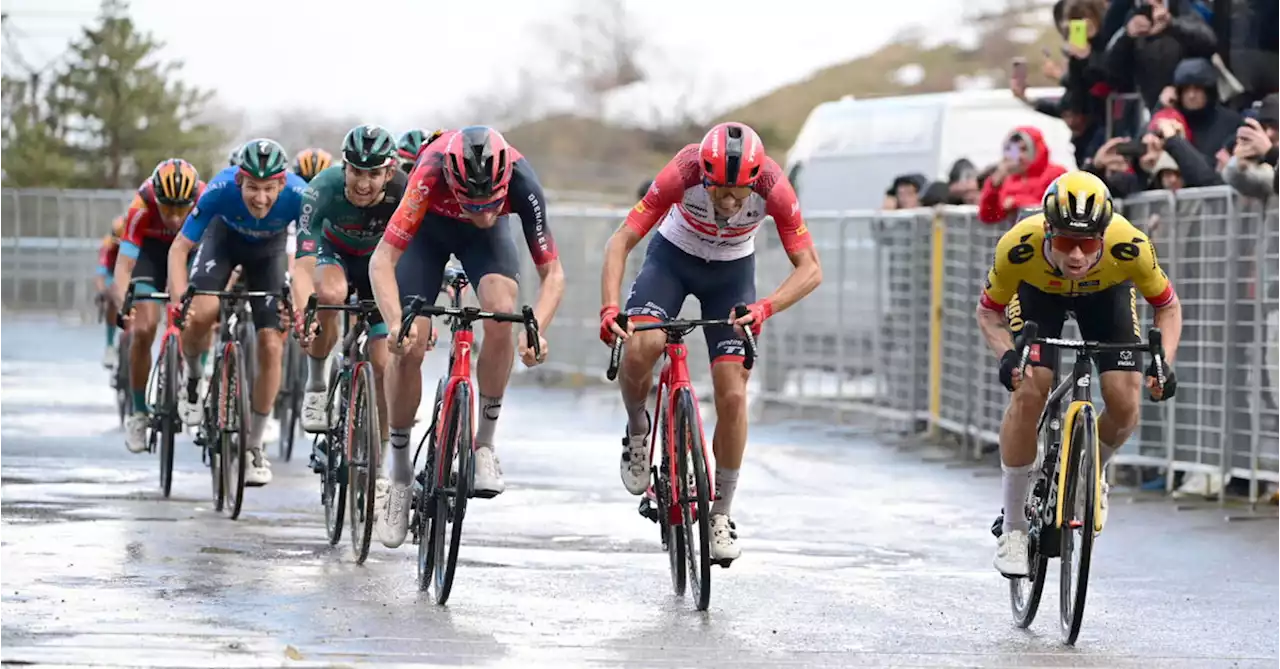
[975,171,1183,577]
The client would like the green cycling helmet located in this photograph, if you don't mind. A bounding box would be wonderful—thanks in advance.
[239,138,289,180]
[343,124,398,170]
[397,129,428,163]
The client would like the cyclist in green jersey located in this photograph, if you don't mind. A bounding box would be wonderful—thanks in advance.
[292,124,403,467]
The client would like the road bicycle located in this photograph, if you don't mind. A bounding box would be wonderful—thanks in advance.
[117,280,182,498]
[993,320,1168,645]
[403,266,540,605]
[302,293,382,564]
[275,274,307,463]
[605,305,758,612]
[177,283,294,521]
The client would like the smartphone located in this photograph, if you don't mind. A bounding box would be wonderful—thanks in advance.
[1069,19,1088,49]
[1133,2,1154,19]
[1116,141,1147,158]
[1011,57,1028,89]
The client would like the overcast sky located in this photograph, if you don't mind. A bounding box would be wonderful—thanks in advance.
[3,0,999,131]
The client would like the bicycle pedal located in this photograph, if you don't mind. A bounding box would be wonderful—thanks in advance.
[714,557,735,569]
[638,497,659,524]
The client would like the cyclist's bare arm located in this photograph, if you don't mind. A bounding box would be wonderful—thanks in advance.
[369,240,405,330]
[601,223,644,308]
[1151,299,1182,362]
[758,177,822,314]
[167,235,197,306]
[976,303,1015,358]
[759,245,820,315]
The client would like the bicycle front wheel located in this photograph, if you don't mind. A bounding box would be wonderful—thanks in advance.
[348,361,380,565]
[675,388,712,612]
[1059,402,1099,645]
[115,329,132,426]
[158,335,179,498]
[431,381,472,606]
[220,341,250,520]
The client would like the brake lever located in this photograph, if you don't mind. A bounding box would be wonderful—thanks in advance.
[606,313,629,381]
[733,304,757,371]
[397,296,424,348]
[176,284,196,330]
[521,305,542,361]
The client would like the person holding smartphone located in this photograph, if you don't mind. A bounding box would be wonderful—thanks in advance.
[1224,94,1280,198]
[1105,0,1217,112]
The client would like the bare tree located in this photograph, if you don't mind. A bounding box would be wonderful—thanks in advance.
[542,0,645,117]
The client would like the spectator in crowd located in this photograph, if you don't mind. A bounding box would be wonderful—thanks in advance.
[882,173,928,209]
[921,158,982,206]
[1223,93,1279,197]
[978,126,1067,223]
[1219,0,1280,108]
[1147,107,1224,186]
[1089,136,1147,197]
[1149,151,1186,189]
[1162,57,1243,162]
[1105,0,1218,112]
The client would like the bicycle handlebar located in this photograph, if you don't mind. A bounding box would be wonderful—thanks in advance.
[175,284,295,331]
[605,304,759,381]
[1014,320,1168,388]
[301,294,381,340]
[116,280,172,329]
[397,295,541,360]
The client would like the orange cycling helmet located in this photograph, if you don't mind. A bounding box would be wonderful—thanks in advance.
[293,148,333,182]
[151,158,200,206]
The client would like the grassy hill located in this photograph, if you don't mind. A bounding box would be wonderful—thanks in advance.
[510,17,1064,197]
[721,24,1064,149]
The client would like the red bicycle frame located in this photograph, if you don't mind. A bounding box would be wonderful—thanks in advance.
[648,340,715,528]
[433,329,476,486]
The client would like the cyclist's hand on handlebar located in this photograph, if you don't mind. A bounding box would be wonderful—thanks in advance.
[731,299,773,337]
[998,349,1024,391]
[519,329,548,367]
[599,305,631,344]
[1145,360,1177,401]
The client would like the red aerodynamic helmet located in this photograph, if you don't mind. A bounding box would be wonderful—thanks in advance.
[442,126,514,205]
[699,122,765,187]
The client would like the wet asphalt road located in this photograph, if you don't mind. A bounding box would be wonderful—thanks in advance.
[1,315,1277,668]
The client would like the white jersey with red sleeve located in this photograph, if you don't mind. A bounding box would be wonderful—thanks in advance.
[623,144,812,261]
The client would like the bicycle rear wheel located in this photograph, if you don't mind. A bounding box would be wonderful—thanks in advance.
[1009,402,1059,627]
[417,378,446,591]
[347,361,380,565]
[220,341,250,520]
[1059,403,1098,645]
[205,355,225,513]
[158,335,179,498]
[278,337,304,461]
[675,388,712,611]
[431,381,472,606]
[323,378,348,545]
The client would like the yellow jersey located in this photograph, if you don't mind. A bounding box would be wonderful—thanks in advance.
[979,212,1176,312]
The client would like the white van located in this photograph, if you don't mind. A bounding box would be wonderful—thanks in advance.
[783,87,1078,212]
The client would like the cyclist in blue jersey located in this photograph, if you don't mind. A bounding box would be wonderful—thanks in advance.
[166,138,307,486]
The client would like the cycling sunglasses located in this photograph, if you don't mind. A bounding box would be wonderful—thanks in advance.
[459,197,504,213]
[704,180,752,200]
[1047,232,1103,255]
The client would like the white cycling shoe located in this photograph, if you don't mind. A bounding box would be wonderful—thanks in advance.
[375,477,413,548]
[472,446,505,498]
[710,513,741,564]
[993,529,1030,577]
[620,429,651,496]
[125,412,149,453]
[301,390,330,433]
[245,448,272,487]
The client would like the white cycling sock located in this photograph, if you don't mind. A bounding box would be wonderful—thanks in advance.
[476,394,501,448]
[248,411,269,454]
[306,355,327,392]
[1099,440,1120,467]
[388,427,413,486]
[711,466,739,516]
[1001,463,1035,534]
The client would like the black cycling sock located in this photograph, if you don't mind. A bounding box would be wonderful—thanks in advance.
[306,355,327,392]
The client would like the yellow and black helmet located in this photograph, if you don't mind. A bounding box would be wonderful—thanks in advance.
[1042,171,1113,235]
[151,158,200,206]
[292,148,333,182]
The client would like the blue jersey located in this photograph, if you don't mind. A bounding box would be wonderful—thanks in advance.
[179,166,307,244]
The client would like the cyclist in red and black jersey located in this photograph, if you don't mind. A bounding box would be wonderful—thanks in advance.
[114,158,205,453]
[370,125,565,548]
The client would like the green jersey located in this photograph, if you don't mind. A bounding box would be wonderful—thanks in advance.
[296,165,407,258]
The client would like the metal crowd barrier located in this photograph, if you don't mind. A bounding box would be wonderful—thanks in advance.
[4,186,1276,502]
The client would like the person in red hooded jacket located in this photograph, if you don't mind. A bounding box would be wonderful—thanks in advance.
[978,126,1067,224]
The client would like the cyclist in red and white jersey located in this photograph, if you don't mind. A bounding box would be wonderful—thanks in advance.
[599,122,823,563]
